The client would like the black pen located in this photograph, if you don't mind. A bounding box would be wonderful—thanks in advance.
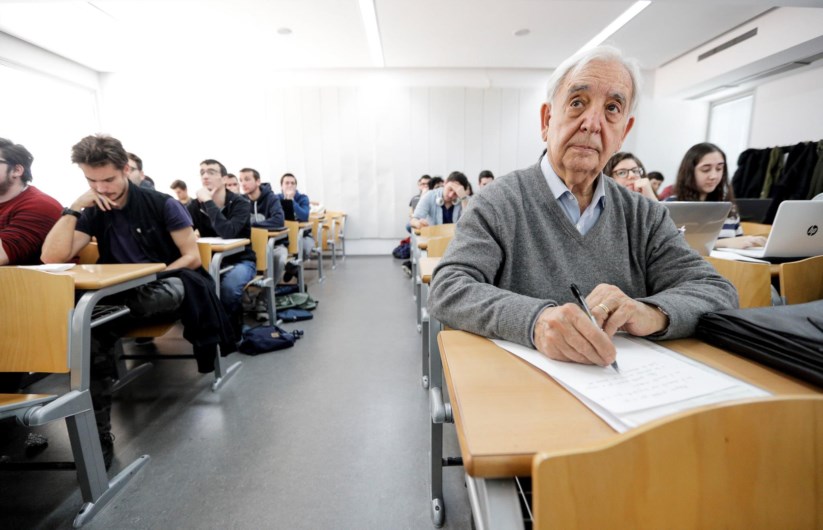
[570,283,620,373]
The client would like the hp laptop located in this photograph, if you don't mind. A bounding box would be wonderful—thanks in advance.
[723,200,823,259]
[663,202,731,256]
[736,198,772,223]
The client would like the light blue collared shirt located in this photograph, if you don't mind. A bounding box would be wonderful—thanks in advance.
[540,154,606,235]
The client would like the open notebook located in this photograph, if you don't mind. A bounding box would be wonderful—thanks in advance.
[493,336,769,432]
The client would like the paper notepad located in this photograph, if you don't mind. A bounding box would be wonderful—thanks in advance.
[20,263,76,272]
[492,336,770,432]
[197,237,247,244]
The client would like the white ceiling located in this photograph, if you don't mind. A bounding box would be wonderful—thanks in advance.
[0,0,821,73]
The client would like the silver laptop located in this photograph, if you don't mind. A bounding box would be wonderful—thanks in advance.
[663,202,731,256]
[723,200,823,259]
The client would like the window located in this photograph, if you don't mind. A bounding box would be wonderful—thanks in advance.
[707,93,753,178]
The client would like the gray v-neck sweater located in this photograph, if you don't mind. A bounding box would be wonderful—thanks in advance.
[428,159,737,348]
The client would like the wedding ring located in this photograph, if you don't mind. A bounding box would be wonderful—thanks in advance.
[596,303,611,316]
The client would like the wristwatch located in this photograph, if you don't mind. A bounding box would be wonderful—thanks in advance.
[61,207,82,219]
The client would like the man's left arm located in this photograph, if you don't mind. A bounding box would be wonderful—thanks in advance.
[166,227,201,270]
[634,208,737,339]
[202,197,251,238]
[293,194,310,222]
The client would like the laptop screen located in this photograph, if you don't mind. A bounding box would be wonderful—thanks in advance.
[281,199,295,221]
[663,202,732,256]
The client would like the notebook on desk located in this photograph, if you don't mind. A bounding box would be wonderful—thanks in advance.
[663,202,731,256]
[723,200,823,259]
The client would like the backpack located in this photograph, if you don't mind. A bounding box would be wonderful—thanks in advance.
[392,238,411,259]
[275,292,318,311]
[239,324,303,355]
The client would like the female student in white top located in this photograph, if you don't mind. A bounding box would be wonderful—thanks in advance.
[668,142,766,249]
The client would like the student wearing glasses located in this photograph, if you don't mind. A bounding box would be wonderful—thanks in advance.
[603,152,657,201]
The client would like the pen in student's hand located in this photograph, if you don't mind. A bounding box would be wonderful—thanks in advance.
[569,283,620,373]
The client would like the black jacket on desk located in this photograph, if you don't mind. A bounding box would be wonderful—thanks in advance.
[79,181,183,265]
[187,190,256,264]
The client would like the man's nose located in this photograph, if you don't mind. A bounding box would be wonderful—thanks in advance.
[579,107,603,133]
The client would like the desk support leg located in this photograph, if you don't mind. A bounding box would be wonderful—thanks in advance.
[421,313,430,389]
[431,420,445,527]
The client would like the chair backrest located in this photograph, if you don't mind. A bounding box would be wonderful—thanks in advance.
[77,241,99,264]
[779,255,823,304]
[705,256,771,308]
[0,268,74,373]
[250,227,269,273]
[426,235,453,258]
[197,242,212,270]
[740,221,772,237]
[420,223,456,239]
[532,397,823,530]
[284,220,301,256]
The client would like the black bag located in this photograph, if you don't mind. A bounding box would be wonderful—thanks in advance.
[696,300,823,387]
[239,324,303,355]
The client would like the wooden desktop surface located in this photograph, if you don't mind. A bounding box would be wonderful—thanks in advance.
[419,257,441,284]
[57,263,165,290]
[417,236,431,250]
[439,330,822,479]
[198,238,250,252]
[268,229,288,239]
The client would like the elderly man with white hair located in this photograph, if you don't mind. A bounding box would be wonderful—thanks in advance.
[428,45,737,367]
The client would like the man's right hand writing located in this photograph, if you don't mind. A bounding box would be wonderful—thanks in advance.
[532,304,616,366]
[72,189,117,212]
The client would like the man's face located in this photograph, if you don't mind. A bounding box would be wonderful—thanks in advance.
[479,177,493,188]
[127,159,143,185]
[649,179,662,193]
[172,187,189,201]
[0,159,17,196]
[542,59,635,187]
[81,163,130,207]
[225,177,239,193]
[281,176,297,194]
[200,163,224,192]
[442,181,465,203]
[239,171,259,195]
[418,179,430,194]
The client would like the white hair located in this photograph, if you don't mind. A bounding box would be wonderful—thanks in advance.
[545,45,642,114]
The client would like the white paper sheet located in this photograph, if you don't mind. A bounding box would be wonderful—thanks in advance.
[20,263,76,272]
[492,336,770,432]
[197,237,247,244]
[710,249,769,263]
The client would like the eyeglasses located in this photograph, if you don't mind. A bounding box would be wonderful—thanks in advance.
[0,160,8,165]
[612,167,644,179]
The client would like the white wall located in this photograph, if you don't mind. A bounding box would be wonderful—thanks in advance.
[749,64,823,148]
[99,68,548,251]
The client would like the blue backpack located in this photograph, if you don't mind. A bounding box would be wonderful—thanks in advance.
[239,324,303,355]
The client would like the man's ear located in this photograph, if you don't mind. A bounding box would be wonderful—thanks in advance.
[619,116,635,147]
[540,103,551,142]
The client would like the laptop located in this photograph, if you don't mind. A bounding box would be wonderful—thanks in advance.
[723,200,823,259]
[736,198,772,223]
[281,199,295,221]
[663,202,731,256]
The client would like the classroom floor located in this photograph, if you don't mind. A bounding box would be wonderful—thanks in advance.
[0,256,473,530]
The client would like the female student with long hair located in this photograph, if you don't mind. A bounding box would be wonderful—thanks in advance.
[669,142,766,249]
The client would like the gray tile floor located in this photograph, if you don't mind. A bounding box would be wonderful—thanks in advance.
[0,256,473,530]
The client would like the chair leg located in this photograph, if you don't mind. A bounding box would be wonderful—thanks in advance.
[330,242,337,270]
[297,263,305,293]
[265,281,276,324]
[211,347,242,392]
[316,250,325,282]
[112,340,153,393]
[422,313,430,389]
[431,419,445,527]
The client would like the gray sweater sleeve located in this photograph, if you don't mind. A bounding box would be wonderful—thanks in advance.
[428,194,552,347]
[634,206,739,340]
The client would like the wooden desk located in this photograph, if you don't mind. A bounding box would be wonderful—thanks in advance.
[419,257,440,285]
[197,238,250,297]
[437,331,822,527]
[417,235,432,251]
[57,263,165,290]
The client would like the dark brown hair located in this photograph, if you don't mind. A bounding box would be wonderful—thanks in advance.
[0,137,34,183]
[603,152,645,178]
[71,135,129,169]
[673,142,737,211]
